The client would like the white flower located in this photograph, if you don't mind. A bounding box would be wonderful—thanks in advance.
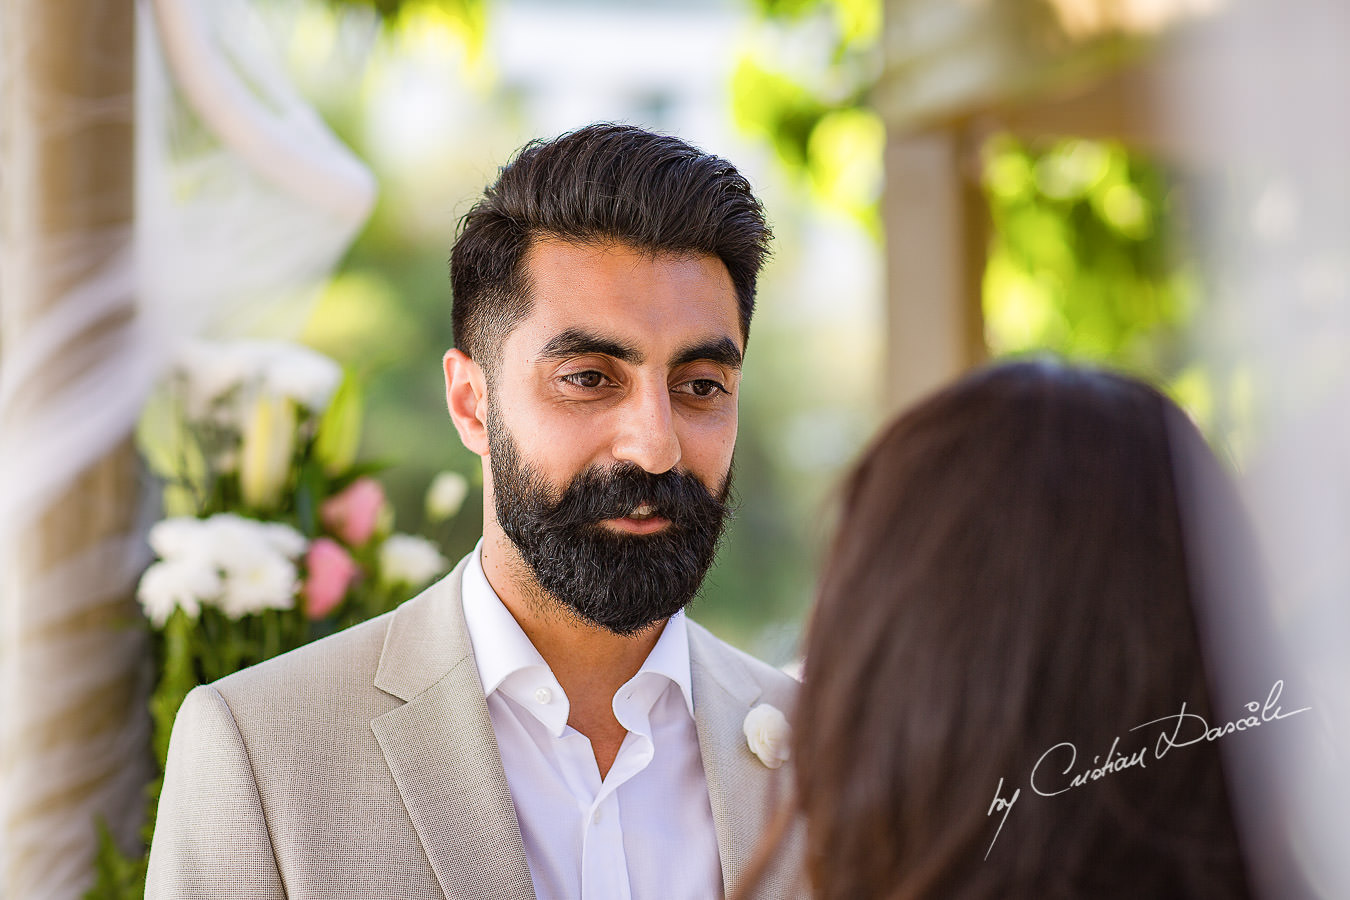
[141,513,306,624]
[203,514,303,617]
[173,340,253,419]
[425,471,470,522]
[743,703,791,769]
[262,344,341,411]
[205,514,286,567]
[137,559,221,626]
[216,553,299,619]
[147,516,213,561]
[378,534,450,588]
[259,521,307,559]
[204,513,276,558]
[171,340,341,424]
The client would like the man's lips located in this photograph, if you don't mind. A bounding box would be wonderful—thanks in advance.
[599,502,671,534]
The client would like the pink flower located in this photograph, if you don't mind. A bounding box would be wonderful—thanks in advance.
[321,477,386,547]
[302,538,359,619]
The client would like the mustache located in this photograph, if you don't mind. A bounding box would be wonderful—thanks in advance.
[534,463,734,532]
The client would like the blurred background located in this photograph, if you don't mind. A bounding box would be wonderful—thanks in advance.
[178,0,1231,657]
[3,0,1348,896]
[274,0,889,659]
[251,0,881,661]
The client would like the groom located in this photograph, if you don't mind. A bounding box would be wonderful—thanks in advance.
[147,124,802,899]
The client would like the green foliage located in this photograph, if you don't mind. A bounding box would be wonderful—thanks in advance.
[732,0,883,226]
[301,256,482,561]
[740,0,1211,436]
[979,135,1260,454]
[753,0,881,49]
[136,390,210,499]
[87,821,147,900]
[982,135,1196,380]
[733,61,833,170]
[717,0,886,649]
[314,370,366,475]
[326,0,486,39]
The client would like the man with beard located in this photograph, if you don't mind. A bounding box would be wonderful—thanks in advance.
[148,125,802,900]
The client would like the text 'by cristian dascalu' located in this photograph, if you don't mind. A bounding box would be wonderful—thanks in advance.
[982,679,1310,859]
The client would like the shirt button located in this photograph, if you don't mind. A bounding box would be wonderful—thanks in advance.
[591,809,602,824]
[534,687,552,705]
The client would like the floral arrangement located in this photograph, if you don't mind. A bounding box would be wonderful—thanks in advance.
[89,340,470,898]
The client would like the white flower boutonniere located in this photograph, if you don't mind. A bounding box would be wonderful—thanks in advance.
[743,703,791,769]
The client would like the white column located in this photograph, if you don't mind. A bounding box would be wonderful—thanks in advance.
[0,1,151,896]
[881,128,987,415]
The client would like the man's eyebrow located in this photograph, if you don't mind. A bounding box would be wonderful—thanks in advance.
[536,328,643,364]
[671,337,743,370]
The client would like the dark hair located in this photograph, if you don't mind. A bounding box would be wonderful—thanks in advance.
[450,123,772,371]
[791,360,1253,899]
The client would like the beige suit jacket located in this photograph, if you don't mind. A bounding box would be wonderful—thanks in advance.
[146,556,804,898]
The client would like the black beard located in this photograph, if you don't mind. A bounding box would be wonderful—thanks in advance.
[487,415,733,636]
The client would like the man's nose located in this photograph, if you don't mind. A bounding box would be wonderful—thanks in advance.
[610,381,681,474]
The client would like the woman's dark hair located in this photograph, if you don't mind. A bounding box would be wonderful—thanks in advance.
[792,360,1253,899]
[449,123,771,373]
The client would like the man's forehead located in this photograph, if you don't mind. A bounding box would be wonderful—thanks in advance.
[508,239,743,364]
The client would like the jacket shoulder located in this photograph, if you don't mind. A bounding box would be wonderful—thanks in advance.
[686,618,799,711]
[212,608,395,705]
[201,561,473,741]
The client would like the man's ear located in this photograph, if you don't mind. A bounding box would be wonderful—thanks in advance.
[443,349,490,457]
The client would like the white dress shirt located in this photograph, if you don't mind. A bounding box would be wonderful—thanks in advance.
[460,542,723,900]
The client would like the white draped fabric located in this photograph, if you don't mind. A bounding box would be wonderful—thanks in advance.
[0,0,374,895]
[1158,4,1350,897]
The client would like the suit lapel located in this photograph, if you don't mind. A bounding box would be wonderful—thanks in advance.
[689,625,793,898]
[370,559,536,900]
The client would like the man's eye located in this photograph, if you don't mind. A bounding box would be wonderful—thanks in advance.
[563,371,606,389]
[679,379,727,398]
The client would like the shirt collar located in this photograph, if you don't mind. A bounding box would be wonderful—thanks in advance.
[461,540,550,698]
[460,540,696,724]
[633,604,695,719]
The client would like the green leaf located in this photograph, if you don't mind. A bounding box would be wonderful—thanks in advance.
[295,459,328,538]
[314,369,365,476]
[136,386,209,488]
[83,818,147,899]
[150,609,197,769]
[324,0,487,54]
[731,59,829,172]
[161,484,198,517]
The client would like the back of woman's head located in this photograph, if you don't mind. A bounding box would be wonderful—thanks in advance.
[797,360,1251,900]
